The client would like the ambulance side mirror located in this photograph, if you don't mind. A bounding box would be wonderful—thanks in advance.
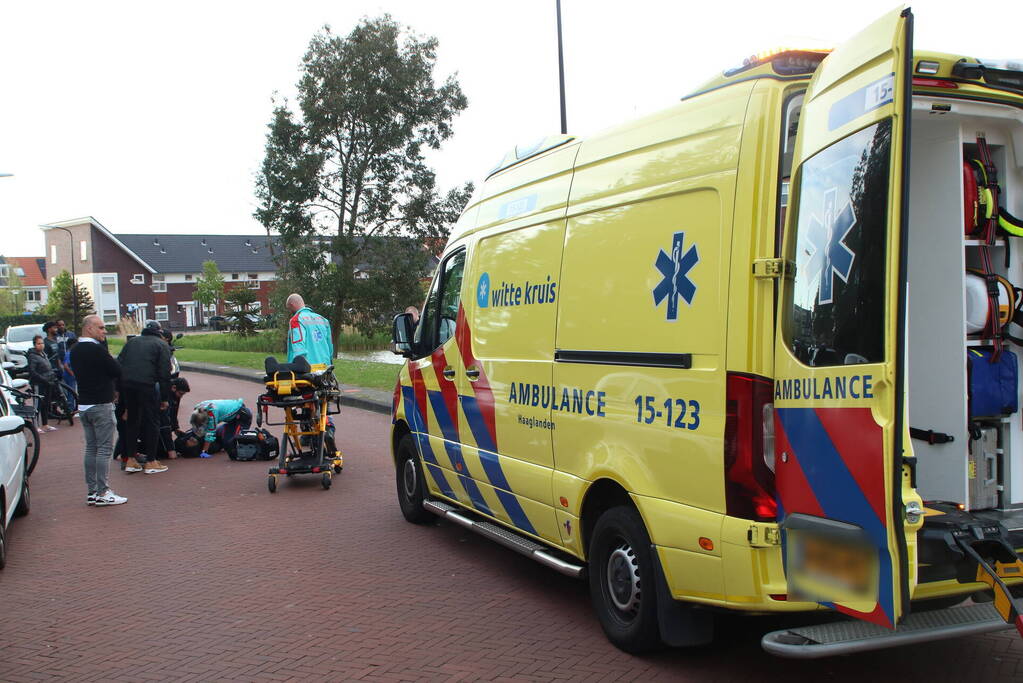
[391,312,416,357]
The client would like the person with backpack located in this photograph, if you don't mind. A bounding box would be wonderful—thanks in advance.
[188,398,252,458]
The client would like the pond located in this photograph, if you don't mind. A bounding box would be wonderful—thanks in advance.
[337,349,405,365]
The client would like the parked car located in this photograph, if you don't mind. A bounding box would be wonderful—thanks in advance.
[0,363,31,568]
[0,324,45,373]
[207,316,227,331]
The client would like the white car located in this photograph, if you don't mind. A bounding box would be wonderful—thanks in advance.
[1,323,45,371]
[0,363,30,568]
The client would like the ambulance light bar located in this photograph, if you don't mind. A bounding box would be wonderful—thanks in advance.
[952,59,1023,93]
[724,48,831,78]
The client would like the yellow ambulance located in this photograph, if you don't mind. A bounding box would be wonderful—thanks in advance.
[390,6,1023,656]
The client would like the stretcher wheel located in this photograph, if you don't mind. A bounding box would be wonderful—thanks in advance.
[268,475,277,493]
[321,473,332,490]
[333,464,342,474]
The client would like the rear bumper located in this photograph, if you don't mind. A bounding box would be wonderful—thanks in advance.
[762,603,1012,658]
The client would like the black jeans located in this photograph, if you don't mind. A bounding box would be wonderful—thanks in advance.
[122,381,161,464]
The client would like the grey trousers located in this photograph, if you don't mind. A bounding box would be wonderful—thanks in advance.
[81,403,116,496]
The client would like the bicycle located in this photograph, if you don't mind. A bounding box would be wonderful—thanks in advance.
[48,380,77,427]
[0,383,41,477]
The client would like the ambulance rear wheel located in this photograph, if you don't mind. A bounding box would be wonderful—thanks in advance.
[396,434,431,524]
[589,506,663,653]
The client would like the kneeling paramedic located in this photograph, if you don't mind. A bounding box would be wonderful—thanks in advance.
[189,398,251,458]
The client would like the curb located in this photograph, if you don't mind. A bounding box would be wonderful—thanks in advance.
[178,361,393,416]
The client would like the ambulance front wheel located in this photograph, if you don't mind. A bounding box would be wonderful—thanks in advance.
[396,434,432,524]
[589,506,663,653]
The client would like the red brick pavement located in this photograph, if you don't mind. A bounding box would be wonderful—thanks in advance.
[1,371,1022,681]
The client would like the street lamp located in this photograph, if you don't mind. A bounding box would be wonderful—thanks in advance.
[39,224,79,333]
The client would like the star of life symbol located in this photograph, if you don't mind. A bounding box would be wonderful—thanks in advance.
[804,187,856,305]
[476,272,491,308]
[652,231,698,321]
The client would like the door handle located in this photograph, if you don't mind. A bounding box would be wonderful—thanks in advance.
[442,366,456,380]
[466,366,481,381]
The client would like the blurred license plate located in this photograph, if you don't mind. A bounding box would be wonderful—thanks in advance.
[787,530,877,603]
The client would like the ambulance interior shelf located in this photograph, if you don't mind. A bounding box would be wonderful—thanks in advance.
[907,96,1023,511]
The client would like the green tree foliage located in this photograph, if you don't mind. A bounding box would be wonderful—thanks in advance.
[255,15,473,341]
[41,270,94,332]
[194,260,225,324]
[223,286,260,337]
[0,262,26,316]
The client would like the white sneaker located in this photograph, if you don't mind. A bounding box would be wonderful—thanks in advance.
[94,490,128,506]
[46,425,58,432]
[87,494,96,506]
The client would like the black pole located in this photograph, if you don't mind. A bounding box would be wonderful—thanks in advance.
[556,0,567,134]
[55,226,78,332]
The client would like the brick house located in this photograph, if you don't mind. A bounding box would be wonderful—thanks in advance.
[0,256,48,312]
[42,217,279,329]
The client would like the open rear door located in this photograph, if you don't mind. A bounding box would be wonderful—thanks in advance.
[773,7,913,628]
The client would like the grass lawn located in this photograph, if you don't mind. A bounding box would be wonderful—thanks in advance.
[105,338,401,391]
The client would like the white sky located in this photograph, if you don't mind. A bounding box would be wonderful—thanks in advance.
[1,0,1021,256]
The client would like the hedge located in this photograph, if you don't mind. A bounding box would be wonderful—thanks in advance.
[0,313,48,331]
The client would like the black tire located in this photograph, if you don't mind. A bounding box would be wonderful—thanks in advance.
[267,475,277,493]
[321,473,331,490]
[14,474,29,518]
[24,422,39,477]
[588,506,664,653]
[0,508,6,570]
[395,434,431,524]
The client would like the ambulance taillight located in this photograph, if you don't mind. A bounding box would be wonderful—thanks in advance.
[724,373,777,521]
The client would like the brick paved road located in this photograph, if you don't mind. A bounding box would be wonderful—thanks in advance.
[2,371,1022,681]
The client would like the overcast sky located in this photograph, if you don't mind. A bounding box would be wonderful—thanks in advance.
[1,0,1021,256]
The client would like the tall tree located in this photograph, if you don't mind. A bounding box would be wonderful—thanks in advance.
[0,261,26,315]
[42,270,94,331]
[194,260,225,325]
[255,15,473,343]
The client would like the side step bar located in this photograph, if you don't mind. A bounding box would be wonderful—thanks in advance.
[423,499,585,579]
[762,603,1012,658]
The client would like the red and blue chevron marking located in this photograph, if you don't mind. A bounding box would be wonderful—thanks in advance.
[395,306,535,535]
[775,406,895,628]
[401,384,456,500]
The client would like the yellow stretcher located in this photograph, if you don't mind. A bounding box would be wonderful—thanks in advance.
[257,360,343,492]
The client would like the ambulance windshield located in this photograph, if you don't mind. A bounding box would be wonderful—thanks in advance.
[785,119,893,367]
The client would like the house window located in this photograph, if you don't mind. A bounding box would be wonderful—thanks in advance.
[26,290,41,302]
[185,274,193,281]
[247,273,257,280]
[202,303,216,314]
[80,240,87,261]
[246,279,259,289]
[50,244,57,264]
[155,305,169,321]
[101,283,115,293]
[0,264,8,278]
[131,274,145,284]
[102,309,118,324]
[151,274,166,292]
[231,273,239,280]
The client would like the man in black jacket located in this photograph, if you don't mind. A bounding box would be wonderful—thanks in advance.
[117,321,171,474]
[70,315,126,506]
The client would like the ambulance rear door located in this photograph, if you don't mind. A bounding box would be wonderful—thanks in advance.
[772,7,913,628]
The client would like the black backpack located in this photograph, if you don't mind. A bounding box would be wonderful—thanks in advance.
[232,428,280,461]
